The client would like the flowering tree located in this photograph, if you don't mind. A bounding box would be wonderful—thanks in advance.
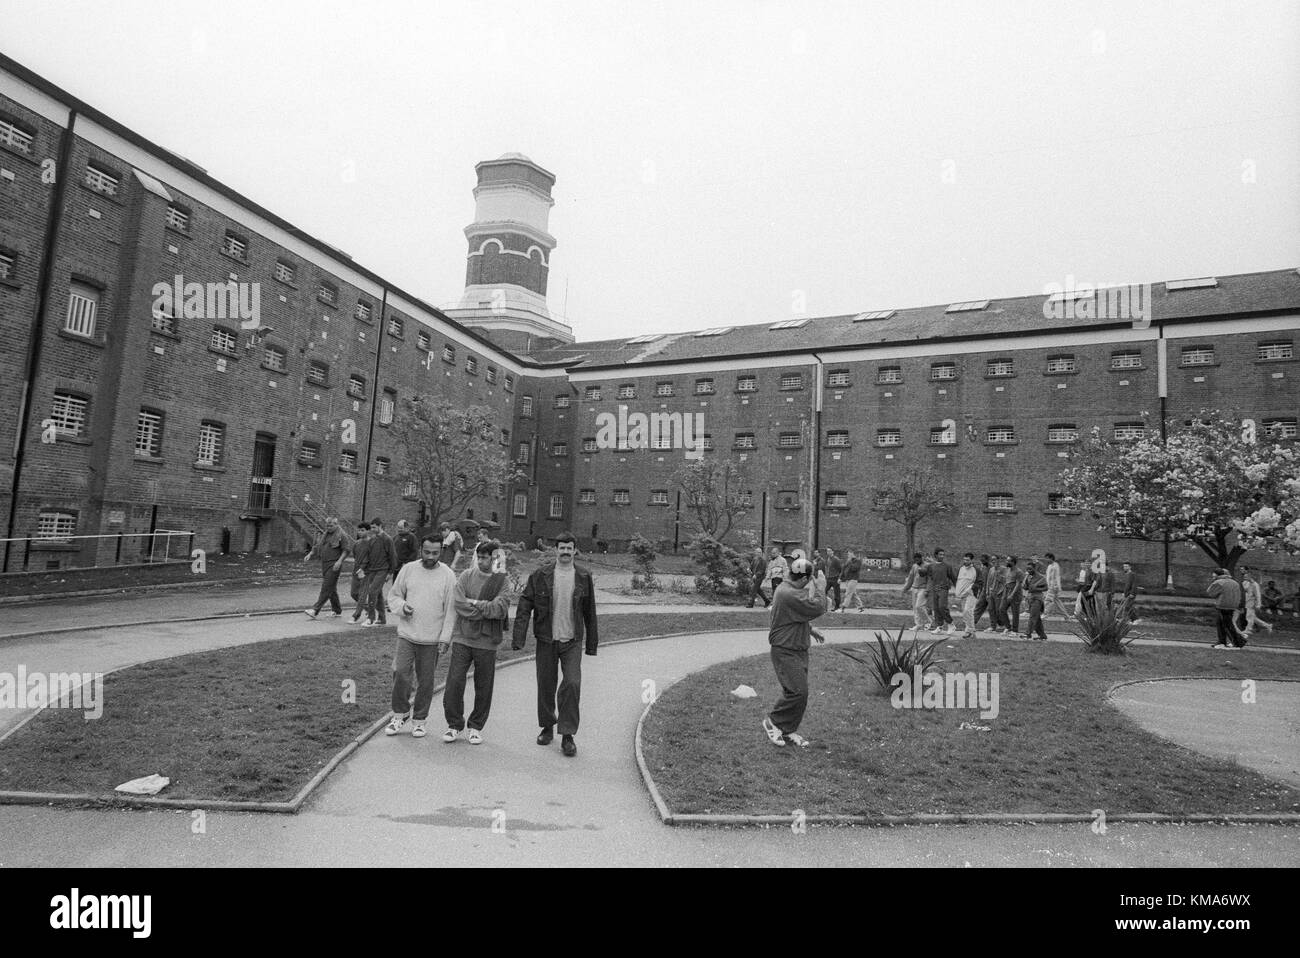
[1234,444,1300,554]
[870,466,958,563]
[673,458,753,545]
[1059,413,1296,572]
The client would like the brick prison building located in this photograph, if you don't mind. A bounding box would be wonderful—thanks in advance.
[1,52,1297,587]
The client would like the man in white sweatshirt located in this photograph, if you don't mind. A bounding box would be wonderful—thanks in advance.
[954,552,979,638]
[384,536,457,738]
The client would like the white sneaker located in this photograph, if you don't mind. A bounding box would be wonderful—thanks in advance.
[385,713,410,736]
[411,721,427,738]
[762,717,786,747]
[324,610,341,618]
[946,626,955,635]
[442,727,459,743]
[304,608,318,619]
[784,732,811,748]
[468,729,483,745]
[361,619,378,628]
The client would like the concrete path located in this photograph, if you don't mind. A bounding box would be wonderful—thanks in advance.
[2,625,1298,866]
[1110,679,1300,789]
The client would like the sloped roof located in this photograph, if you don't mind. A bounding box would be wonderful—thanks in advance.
[531,268,1300,371]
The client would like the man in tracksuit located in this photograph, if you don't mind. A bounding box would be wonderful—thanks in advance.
[762,558,827,749]
[443,540,513,744]
[512,531,598,758]
[1022,559,1049,641]
[927,549,957,634]
[361,517,398,627]
[999,557,1025,634]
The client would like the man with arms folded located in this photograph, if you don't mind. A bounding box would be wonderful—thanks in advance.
[384,536,457,738]
[442,540,513,745]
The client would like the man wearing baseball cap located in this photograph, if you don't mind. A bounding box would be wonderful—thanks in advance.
[762,556,828,748]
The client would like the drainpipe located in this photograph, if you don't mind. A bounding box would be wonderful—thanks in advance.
[359,288,389,520]
[1156,323,1172,591]
[4,109,77,572]
[810,352,825,549]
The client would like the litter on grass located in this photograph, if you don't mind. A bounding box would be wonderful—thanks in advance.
[957,721,991,732]
[730,685,758,699]
[115,774,170,795]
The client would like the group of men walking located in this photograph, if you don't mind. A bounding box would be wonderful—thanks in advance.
[304,519,599,758]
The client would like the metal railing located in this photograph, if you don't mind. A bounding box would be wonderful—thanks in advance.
[0,529,195,573]
[277,476,333,537]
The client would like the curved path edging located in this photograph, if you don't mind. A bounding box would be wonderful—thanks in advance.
[633,653,1300,828]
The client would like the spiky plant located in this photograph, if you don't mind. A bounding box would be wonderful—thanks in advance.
[832,627,946,692]
[1072,595,1138,654]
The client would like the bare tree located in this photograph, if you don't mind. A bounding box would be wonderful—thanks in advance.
[391,396,521,532]
[672,458,752,545]
[871,466,958,561]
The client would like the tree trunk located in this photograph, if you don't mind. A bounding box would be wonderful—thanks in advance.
[904,521,916,567]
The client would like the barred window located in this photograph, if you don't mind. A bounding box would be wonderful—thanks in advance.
[1046,355,1076,373]
[612,489,631,506]
[1047,493,1071,512]
[1258,341,1293,360]
[827,370,850,387]
[354,301,373,323]
[779,373,803,390]
[339,450,358,471]
[209,326,237,354]
[513,492,528,516]
[578,489,597,505]
[1263,417,1298,439]
[552,442,568,457]
[618,384,636,399]
[1180,346,1215,366]
[485,366,497,384]
[930,363,957,380]
[695,378,715,394]
[0,117,35,153]
[877,428,903,447]
[374,457,391,476]
[1113,422,1146,441]
[986,426,1016,443]
[501,428,510,445]
[222,232,247,259]
[318,283,338,306]
[347,375,366,398]
[64,283,99,337]
[378,389,396,425]
[517,442,530,464]
[701,434,714,451]
[738,489,754,507]
[84,163,119,196]
[877,366,902,384]
[582,437,599,453]
[51,392,88,436]
[404,480,419,498]
[274,261,296,284]
[549,493,564,519]
[262,344,287,371]
[521,396,534,417]
[655,382,674,397]
[929,424,955,445]
[650,490,670,506]
[299,442,320,464]
[553,394,569,409]
[135,410,163,457]
[986,359,1014,377]
[196,421,224,466]
[504,375,514,392]
[151,306,176,335]
[1114,510,1137,536]
[734,432,756,449]
[387,316,404,337]
[1047,424,1078,442]
[987,494,1015,512]
[165,204,190,232]
[778,432,801,448]
[442,344,455,364]
[650,433,672,450]
[417,331,431,351]
[585,386,602,401]
[1110,351,1143,369]
[306,360,329,386]
[825,491,849,508]
[36,511,77,539]
[826,429,850,447]
[736,375,757,392]
[466,356,478,375]
[0,250,13,281]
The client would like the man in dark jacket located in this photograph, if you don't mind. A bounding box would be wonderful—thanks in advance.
[825,547,844,612]
[926,548,957,634]
[361,517,398,626]
[392,519,419,572]
[512,531,598,757]
[1207,569,1246,649]
[747,546,770,609]
[303,515,353,619]
[1022,559,1049,641]
[762,557,827,748]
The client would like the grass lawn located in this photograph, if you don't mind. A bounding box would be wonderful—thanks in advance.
[0,611,771,804]
[640,637,1300,817]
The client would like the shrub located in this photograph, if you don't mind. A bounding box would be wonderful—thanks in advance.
[628,533,659,589]
[834,627,945,693]
[688,534,747,595]
[1073,596,1137,654]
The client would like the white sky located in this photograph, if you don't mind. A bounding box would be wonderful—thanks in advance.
[2,0,1297,341]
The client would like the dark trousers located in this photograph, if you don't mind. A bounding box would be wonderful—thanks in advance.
[1025,596,1047,639]
[362,569,389,623]
[998,595,1021,631]
[444,643,498,731]
[350,572,365,614]
[1216,609,1245,647]
[312,563,342,614]
[826,578,842,610]
[769,645,810,734]
[749,573,770,608]
[973,594,989,628]
[391,638,441,721]
[536,638,583,736]
[931,590,952,626]
[770,576,783,595]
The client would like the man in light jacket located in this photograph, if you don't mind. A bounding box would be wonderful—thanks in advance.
[954,552,979,638]
[1207,569,1247,649]
[384,536,458,738]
